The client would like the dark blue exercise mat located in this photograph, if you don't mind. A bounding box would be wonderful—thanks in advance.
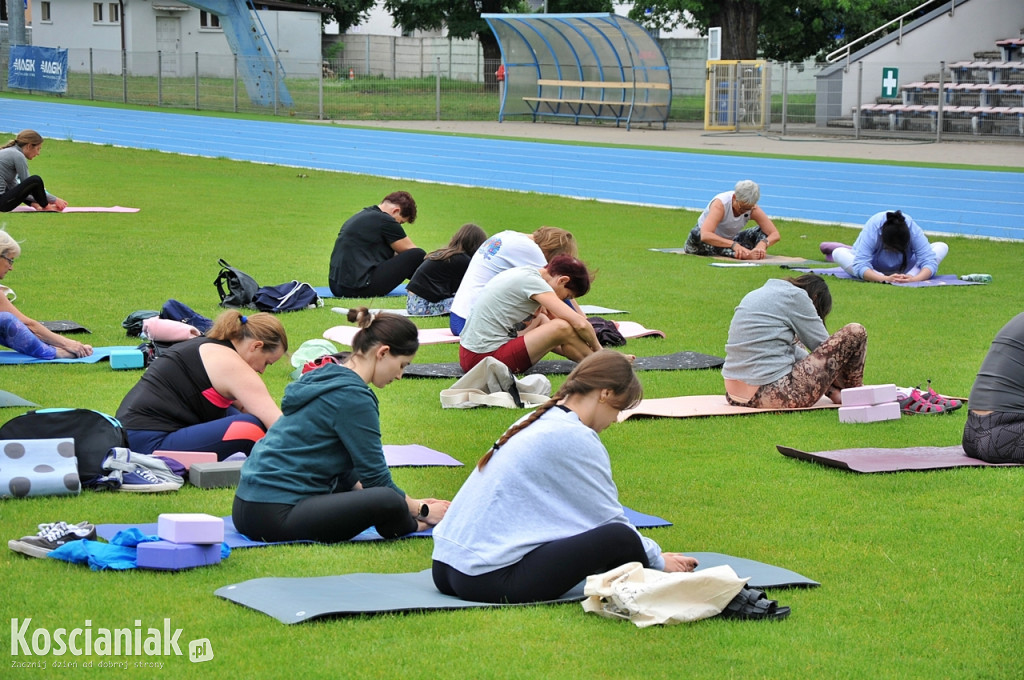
[0,346,138,365]
[214,552,818,624]
[97,506,670,549]
[403,351,724,379]
[0,390,37,407]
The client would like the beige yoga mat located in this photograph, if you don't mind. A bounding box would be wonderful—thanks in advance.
[618,394,838,421]
[324,321,665,347]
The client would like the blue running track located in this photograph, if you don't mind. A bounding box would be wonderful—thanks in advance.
[3,98,1021,239]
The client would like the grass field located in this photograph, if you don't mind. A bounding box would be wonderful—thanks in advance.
[1,129,1022,679]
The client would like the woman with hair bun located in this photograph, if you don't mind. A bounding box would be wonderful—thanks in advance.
[433,351,699,604]
[458,254,604,374]
[0,130,67,212]
[116,310,287,459]
[831,210,948,283]
[233,308,449,543]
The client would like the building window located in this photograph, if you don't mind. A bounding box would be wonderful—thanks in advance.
[92,2,103,22]
[109,3,119,23]
[40,1,51,21]
[199,11,221,29]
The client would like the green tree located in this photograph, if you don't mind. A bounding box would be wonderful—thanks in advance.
[382,0,614,71]
[283,0,376,30]
[630,0,923,62]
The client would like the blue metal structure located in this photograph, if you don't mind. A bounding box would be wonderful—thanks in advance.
[482,13,671,128]
[179,0,292,108]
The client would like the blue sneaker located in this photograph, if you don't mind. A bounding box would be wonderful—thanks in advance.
[102,448,182,493]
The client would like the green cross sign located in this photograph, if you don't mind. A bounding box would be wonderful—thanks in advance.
[882,67,899,99]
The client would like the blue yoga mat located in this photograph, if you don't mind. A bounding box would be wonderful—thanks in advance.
[314,284,407,299]
[96,506,670,549]
[0,345,138,365]
[215,552,819,624]
[791,268,982,287]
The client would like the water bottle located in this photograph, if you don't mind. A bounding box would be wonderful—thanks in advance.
[960,274,993,283]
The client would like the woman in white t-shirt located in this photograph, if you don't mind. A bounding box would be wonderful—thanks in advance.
[449,226,576,335]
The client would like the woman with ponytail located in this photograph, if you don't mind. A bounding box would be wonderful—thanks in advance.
[432,351,698,604]
[0,130,67,212]
[831,210,948,283]
[234,308,449,543]
[116,310,287,459]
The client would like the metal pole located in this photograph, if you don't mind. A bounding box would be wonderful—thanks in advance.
[436,57,441,121]
[194,52,199,110]
[6,0,26,45]
[855,61,863,140]
[936,60,945,142]
[365,34,370,76]
[233,55,238,113]
[157,51,163,106]
[319,56,324,120]
[121,49,128,103]
[731,62,739,133]
[781,63,788,136]
[273,60,279,116]
[89,49,95,100]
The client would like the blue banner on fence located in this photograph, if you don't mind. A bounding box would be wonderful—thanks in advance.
[7,45,68,93]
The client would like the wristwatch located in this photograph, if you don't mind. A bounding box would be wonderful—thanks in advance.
[417,503,430,520]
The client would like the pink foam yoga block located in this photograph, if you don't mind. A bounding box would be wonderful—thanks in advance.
[153,450,218,470]
[137,540,221,571]
[841,384,898,407]
[839,402,901,423]
[110,349,144,370]
[157,513,224,544]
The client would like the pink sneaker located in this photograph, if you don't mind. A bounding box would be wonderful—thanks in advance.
[923,380,963,411]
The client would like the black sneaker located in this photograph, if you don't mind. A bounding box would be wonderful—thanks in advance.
[8,521,97,558]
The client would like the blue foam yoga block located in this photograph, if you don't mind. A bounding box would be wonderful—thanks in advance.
[137,540,222,571]
[110,349,144,369]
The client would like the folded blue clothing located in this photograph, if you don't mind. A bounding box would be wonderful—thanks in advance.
[48,529,230,570]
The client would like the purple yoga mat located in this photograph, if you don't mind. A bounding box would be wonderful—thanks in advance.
[791,268,982,287]
[383,444,462,467]
[777,445,1021,473]
[11,205,139,213]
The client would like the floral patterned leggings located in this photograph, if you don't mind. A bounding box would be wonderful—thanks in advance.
[728,323,867,409]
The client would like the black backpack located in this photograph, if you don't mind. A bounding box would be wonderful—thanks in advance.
[214,259,259,308]
[0,409,128,488]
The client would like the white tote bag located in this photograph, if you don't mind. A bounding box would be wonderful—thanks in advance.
[582,562,748,627]
[439,357,551,409]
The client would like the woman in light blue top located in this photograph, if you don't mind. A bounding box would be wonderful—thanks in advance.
[433,350,698,604]
[832,210,948,283]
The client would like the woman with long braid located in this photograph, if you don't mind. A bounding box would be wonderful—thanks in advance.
[431,351,698,604]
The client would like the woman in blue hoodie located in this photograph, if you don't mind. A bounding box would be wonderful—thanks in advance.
[233,308,449,542]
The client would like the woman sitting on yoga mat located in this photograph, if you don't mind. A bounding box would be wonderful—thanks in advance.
[328,191,425,298]
[963,311,1024,464]
[0,230,91,359]
[830,210,948,283]
[458,255,606,375]
[449,226,577,335]
[405,223,487,317]
[723,274,867,409]
[0,130,67,213]
[233,308,449,543]
[116,310,286,460]
[432,351,699,603]
[683,180,779,260]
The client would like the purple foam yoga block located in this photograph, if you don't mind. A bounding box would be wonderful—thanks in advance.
[157,513,224,544]
[841,384,898,407]
[839,402,901,424]
[137,540,221,571]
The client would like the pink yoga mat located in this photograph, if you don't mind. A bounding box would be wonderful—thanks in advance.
[324,321,665,347]
[619,394,837,421]
[777,445,1020,473]
[11,205,139,213]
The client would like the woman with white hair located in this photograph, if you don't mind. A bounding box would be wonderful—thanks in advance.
[683,179,779,260]
[0,230,91,358]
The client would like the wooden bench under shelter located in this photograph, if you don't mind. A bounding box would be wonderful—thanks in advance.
[521,79,671,130]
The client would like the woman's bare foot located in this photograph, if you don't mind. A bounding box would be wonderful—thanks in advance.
[54,348,76,359]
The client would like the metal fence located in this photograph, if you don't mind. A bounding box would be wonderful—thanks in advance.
[1,40,1019,139]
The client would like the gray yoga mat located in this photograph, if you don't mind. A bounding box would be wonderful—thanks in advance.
[403,351,724,379]
[40,320,91,334]
[789,269,981,287]
[0,390,37,408]
[214,552,818,624]
[778,444,1022,473]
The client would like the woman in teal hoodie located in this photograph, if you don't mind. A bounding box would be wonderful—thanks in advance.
[233,308,449,542]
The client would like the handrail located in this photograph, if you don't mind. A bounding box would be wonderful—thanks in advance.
[826,0,956,67]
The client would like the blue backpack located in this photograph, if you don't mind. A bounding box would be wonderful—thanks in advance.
[160,299,213,334]
[251,281,321,313]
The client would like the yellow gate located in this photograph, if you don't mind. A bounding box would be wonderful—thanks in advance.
[705,60,769,131]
